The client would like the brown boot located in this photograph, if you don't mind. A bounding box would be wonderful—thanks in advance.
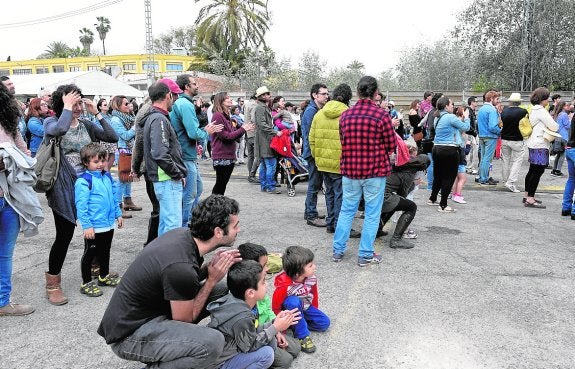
[123,197,142,211]
[120,203,132,219]
[45,272,68,306]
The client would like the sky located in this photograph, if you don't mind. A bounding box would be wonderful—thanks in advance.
[0,0,471,75]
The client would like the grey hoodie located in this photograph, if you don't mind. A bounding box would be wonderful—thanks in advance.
[208,294,278,364]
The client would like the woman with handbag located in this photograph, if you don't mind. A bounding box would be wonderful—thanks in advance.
[43,84,118,305]
[210,92,255,195]
[551,101,571,176]
[110,95,141,218]
[96,98,117,173]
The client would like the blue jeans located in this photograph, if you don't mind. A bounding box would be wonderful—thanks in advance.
[322,172,342,230]
[479,137,497,182]
[333,176,386,258]
[282,296,330,339]
[182,160,203,227]
[259,157,277,192]
[304,157,324,220]
[116,181,132,204]
[0,198,19,307]
[153,180,183,236]
[426,153,434,189]
[562,148,575,214]
[220,346,274,369]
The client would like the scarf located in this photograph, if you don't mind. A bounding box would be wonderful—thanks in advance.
[112,110,136,150]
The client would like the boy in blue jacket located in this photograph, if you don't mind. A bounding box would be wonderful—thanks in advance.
[75,143,123,297]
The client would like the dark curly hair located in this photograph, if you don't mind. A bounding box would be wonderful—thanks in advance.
[52,84,83,118]
[0,82,21,139]
[189,195,240,241]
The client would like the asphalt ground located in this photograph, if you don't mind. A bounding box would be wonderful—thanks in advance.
[2,154,574,369]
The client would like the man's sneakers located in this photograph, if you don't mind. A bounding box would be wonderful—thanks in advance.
[505,183,521,193]
[550,170,564,176]
[247,176,260,184]
[299,336,316,353]
[332,252,344,263]
[307,218,327,227]
[0,302,34,316]
[479,178,498,186]
[358,253,383,267]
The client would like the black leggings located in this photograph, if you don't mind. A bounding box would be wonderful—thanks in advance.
[524,163,546,197]
[430,146,460,208]
[212,164,235,195]
[144,174,160,246]
[81,230,114,284]
[48,211,76,275]
[380,196,417,226]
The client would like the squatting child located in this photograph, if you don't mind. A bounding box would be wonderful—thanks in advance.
[238,242,301,368]
[74,143,123,297]
[272,246,330,354]
[208,260,300,369]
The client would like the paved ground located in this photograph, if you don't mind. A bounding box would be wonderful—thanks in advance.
[3,155,574,369]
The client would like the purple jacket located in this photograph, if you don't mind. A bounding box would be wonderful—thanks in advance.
[210,111,246,160]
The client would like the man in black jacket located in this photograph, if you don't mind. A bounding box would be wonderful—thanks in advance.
[500,93,528,193]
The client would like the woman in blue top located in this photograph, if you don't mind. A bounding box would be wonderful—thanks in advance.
[427,96,470,212]
[25,98,49,157]
[110,95,141,217]
[551,101,571,175]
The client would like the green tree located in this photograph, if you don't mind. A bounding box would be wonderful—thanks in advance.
[154,26,196,54]
[298,51,327,90]
[95,16,111,55]
[79,27,94,54]
[193,0,270,68]
[37,41,73,59]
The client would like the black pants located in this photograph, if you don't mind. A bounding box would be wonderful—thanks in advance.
[48,211,76,275]
[81,230,114,284]
[144,174,160,246]
[212,163,235,195]
[524,163,546,197]
[381,196,417,226]
[430,145,460,208]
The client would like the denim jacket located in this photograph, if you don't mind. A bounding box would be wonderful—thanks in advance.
[433,111,470,146]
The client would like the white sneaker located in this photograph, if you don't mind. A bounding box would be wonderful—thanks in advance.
[505,183,520,193]
[452,195,467,204]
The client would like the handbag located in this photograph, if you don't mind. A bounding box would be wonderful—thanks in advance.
[33,137,61,193]
[551,138,566,154]
[117,149,134,183]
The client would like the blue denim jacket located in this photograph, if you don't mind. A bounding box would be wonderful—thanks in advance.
[433,111,470,145]
[477,103,501,138]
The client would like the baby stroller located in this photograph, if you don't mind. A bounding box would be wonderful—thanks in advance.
[270,131,309,197]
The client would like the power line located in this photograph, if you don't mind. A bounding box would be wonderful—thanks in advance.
[0,0,124,29]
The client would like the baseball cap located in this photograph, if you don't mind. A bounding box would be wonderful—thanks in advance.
[158,78,183,94]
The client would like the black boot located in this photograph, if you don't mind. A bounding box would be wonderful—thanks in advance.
[389,213,415,249]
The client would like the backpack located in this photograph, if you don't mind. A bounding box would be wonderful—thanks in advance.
[33,137,61,193]
[79,171,114,190]
[519,115,533,139]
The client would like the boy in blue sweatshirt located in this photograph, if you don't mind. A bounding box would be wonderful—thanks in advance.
[208,260,300,369]
[75,143,123,297]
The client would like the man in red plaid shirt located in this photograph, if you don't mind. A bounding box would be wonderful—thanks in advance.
[332,76,397,267]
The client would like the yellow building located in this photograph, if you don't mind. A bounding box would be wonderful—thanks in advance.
[0,54,201,76]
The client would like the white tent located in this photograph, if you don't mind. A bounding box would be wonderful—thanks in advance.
[9,71,144,98]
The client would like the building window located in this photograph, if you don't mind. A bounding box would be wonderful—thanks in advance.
[36,67,49,74]
[142,62,158,71]
[0,69,10,76]
[69,66,81,72]
[166,63,183,71]
[53,65,65,73]
[13,68,32,75]
[87,65,100,71]
[123,63,136,71]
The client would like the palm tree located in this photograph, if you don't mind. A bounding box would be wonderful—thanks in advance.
[37,41,72,59]
[194,0,269,63]
[79,27,95,54]
[95,16,111,55]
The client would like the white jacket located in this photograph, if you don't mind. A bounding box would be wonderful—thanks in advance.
[526,105,559,150]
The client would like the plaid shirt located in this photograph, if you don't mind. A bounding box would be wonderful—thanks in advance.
[339,99,396,179]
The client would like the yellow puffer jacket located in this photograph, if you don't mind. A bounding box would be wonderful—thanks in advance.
[309,100,348,174]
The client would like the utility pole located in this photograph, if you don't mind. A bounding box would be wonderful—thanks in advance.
[520,0,534,92]
[144,0,155,87]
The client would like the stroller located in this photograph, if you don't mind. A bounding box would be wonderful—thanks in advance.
[270,130,308,197]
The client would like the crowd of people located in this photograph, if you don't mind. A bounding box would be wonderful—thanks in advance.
[1,72,574,368]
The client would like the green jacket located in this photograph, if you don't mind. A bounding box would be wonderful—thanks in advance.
[309,100,348,174]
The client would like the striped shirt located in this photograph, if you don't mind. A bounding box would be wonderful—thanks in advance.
[339,99,397,179]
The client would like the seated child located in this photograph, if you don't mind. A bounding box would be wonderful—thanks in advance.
[272,246,330,354]
[208,260,300,369]
[238,243,301,368]
[272,103,294,131]
[74,143,123,297]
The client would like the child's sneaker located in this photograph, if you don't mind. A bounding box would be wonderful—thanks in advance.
[98,273,121,287]
[299,336,316,353]
[80,280,103,297]
[357,253,383,267]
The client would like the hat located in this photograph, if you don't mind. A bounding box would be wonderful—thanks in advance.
[508,93,522,102]
[388,100,395,106]
[543,128,562,143]
[255,86,270,97]
[158,78,183,94]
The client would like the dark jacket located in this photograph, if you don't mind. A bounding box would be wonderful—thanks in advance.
[500,106,527,142]
[254,101,276,159]
[142,106,187,182]
[567,114,575,148]
[382,154,430,213]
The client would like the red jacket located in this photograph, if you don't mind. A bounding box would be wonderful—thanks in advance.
[271,271,319,314]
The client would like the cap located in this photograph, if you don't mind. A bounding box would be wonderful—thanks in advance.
[158,78,183,94]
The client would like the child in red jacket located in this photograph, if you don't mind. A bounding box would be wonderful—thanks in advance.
[272,246,330,354]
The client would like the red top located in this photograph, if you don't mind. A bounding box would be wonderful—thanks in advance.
[272,271,319,315]
[339,99,397,179]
